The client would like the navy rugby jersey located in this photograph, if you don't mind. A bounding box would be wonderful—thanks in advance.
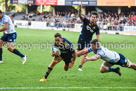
[53,38,75,54]
[80,18,100,41]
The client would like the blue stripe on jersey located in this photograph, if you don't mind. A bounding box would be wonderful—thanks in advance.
[88,47,92,52]
[2,16,8,24]
[95,48,105,58]
[97,50,105,58]
[63,38,72,45]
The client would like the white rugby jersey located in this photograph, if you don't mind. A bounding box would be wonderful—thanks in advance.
[0,15,16,34]
[88,46,120,63]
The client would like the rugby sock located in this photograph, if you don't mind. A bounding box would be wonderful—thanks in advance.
[12,49,25,57]
[110,67,121,76]
[44,67,53,79]
[109,67,116,72]
[79,65,82,68]
[0,48,2,61]
[45,72,49,79]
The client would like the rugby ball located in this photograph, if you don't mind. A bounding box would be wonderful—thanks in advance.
[51,46,61,56]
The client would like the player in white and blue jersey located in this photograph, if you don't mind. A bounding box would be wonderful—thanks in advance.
[0,10,27,64]
[77,39,136,76]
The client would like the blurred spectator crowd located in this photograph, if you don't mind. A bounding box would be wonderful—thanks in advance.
[13,11,136,31]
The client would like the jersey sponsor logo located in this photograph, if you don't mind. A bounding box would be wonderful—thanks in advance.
[86,25,94,33]
[89,23,91,26]
[93,27,96,30]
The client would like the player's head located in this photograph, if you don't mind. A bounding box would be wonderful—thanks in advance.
[90,11,98,24]
[54,33,62,45]
[0,10,3,19]
[90,39,100,50]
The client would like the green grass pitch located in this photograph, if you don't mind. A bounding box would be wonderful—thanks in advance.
[0,28,136,91]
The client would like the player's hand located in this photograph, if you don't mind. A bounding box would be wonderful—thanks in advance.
[76,51,80,57]
[51,51,55,56]
[84,57,89,63]
[68,62,74,68]
[51,51,59,56]
[79,2,82,9]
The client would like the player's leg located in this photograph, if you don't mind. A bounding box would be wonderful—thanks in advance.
[64,61,74,71]
[63,52,75,71]
[0,33,8,63]
[78,53,87,71]
[7,33,27,64]
[117,53,136,70]
[78,41,90,71]
[126,59,136,70]
[0,40,4,63]
[7,42,27,64]
[100,61,121,76]
[64,63,69,71]
[77,41,85,71]
[40,56,62,82]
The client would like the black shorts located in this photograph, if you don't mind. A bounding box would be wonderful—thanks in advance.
[108,53,128,67]
[77,35,91,50]
[60,52,73,66]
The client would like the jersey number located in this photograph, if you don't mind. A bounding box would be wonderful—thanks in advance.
[86,25,94,33]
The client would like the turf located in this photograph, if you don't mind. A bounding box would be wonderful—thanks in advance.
[0,28,136,91]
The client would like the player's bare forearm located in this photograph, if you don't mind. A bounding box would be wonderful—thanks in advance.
[85,55,101,61]
[78,4,84,21]
[86,57,98,61]
[0,27,6,32]
[96,34,100,41]
[77,49,88,57]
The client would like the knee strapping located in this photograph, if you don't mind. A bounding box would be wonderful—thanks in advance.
[101,64,109,70]
[128,61,132,68]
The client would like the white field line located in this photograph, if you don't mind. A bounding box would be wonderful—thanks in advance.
[0,87,136,89]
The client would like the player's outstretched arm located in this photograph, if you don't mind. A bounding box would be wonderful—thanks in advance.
[77,49,89,57]
[0,24,8,32]
[78,3,84,21]
[84,54,101,61]
[96,34,100,41]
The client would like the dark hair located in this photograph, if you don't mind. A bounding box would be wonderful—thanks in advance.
[91,11,98,17]
[54,33,62,38]
[91,39,99,45]
[0,10,2,14]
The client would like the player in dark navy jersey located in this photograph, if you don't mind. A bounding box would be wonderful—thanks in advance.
[40,33,76,82]
[77,3,100,71]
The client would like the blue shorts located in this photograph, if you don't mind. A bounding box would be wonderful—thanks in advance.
[1,32,17,42]
[77,35,91,50]
[109,53,128,67]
